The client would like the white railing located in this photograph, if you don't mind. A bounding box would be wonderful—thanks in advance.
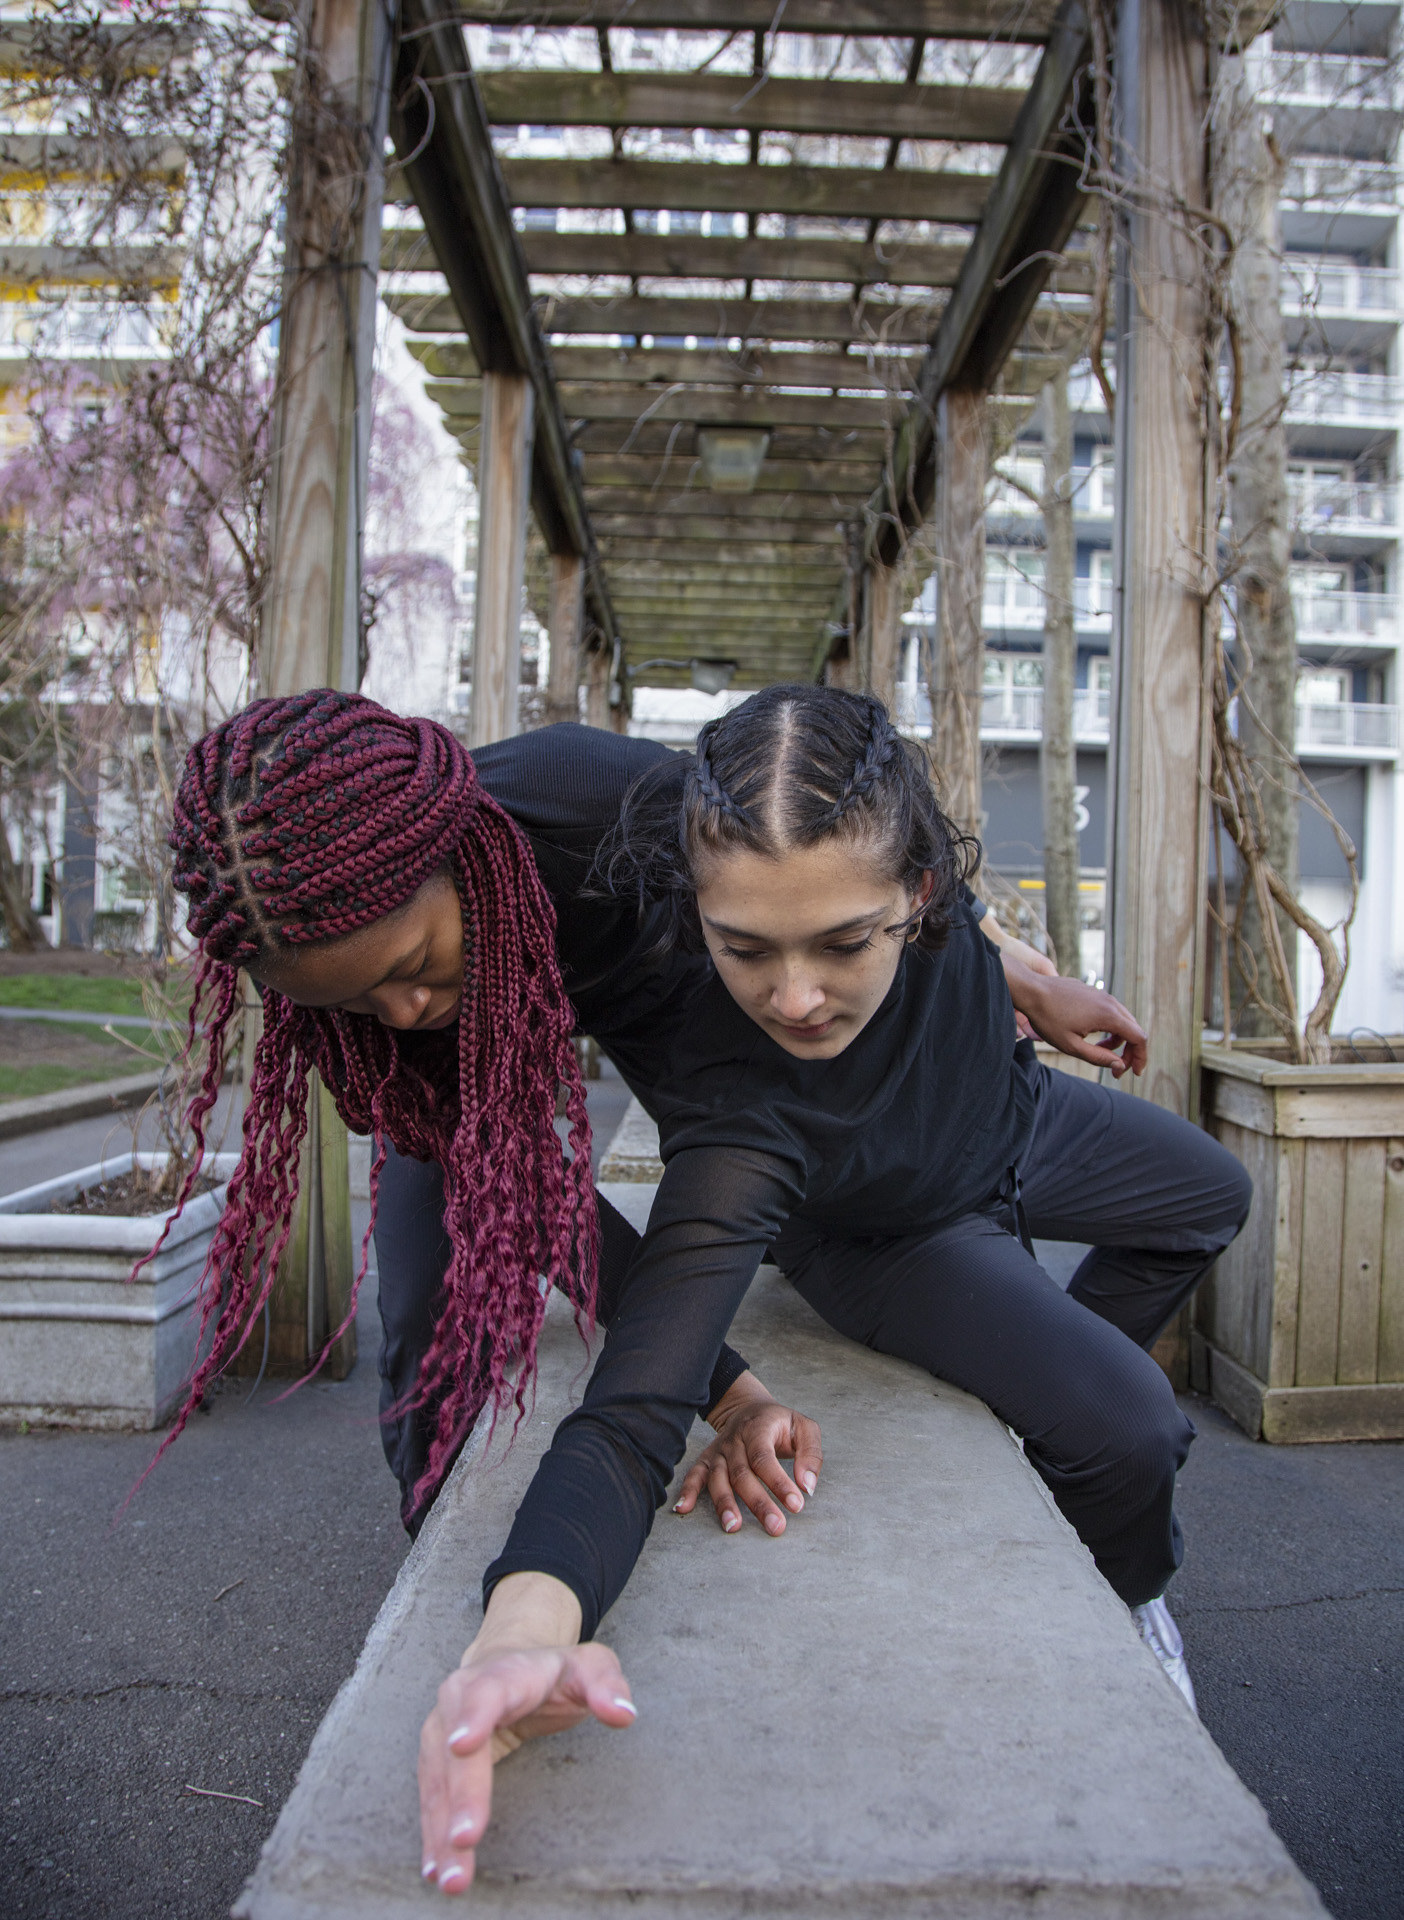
[1289,478,1397,534]
[1285,371,1404,426]
[1292,588,1397,641]
[1283,258,1399,314]
[1266,51,1402,108]
[1283,158,1400,205]
[979,686,1112,739]
[983,578,1114,632]
[1296,701,1399,753]
[0,302,164,356]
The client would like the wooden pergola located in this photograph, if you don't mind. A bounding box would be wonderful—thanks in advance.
[381,0,1095,729]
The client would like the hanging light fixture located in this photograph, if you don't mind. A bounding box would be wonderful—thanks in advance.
[697,427,770,493]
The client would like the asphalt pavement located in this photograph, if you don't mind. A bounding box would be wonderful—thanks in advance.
[0,1059,1399,1919]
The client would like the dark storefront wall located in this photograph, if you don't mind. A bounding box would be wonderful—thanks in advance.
[980,750,1365,883]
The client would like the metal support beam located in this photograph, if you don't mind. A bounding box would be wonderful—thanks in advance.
[545,550,585,725]
[1107,0,1213,1124]
[470,372,535,746]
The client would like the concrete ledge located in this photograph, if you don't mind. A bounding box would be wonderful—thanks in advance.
[597,1095,664,1182]
[237,1192,1323,1920]
[0,1069,164,1142]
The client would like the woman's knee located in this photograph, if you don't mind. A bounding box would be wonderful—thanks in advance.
[1200,1131,1254,1247]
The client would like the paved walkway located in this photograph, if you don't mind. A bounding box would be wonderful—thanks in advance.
[0,1060,1398,1918]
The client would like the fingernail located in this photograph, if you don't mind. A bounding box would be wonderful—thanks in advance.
[765,1513,784,1535]
[785,1492,803,1511]
[449,1814,477,1845]
[672,1501,685,1513]
[447,1724,473,1749]
[439,1864,468,1892]
[610,1695,637,1716]
[801,1470,817,1494]
[422,1860,437,1881]
[722,1512,741,1532]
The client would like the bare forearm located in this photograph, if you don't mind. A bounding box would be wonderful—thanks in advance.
[466,1572,582,1663]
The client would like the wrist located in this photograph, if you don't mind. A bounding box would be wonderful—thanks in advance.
[465,1571,582,1665]
[707,1368,771,1431]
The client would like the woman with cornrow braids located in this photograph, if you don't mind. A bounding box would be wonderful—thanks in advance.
[402,682,1250,1897]
[166,685,1225,1897]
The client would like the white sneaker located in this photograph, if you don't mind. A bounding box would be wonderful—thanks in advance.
[1132,1593,1198,1713]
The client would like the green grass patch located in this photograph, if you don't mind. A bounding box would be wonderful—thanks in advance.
[0,973,191,1018]
[0,1055,157,1102]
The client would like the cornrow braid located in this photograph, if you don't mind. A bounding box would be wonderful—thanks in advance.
[594,682,980,957]
[817,705,899,829]
[150,692,597,1523]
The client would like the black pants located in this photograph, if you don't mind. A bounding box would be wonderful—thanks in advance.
[771,1065,1252,1605]
[374,1066,1251,1601]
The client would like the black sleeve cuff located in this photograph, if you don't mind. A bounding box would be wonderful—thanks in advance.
[705,1342,749,1417]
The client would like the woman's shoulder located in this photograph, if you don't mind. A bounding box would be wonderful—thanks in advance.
[472,725,685,833]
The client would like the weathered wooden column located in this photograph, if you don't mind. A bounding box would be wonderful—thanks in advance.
[929,387,988,839]
[583,641,611,728]
[469,372,535,748]
[864,559,904,716]
[544,550,585,726]
[255,0,392,1378]
[1108,0,1213,1120]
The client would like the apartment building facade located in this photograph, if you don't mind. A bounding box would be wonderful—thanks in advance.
[942,2,1404,1029]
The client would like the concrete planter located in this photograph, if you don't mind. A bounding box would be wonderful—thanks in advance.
[1196,1040,1404,1442]
[0,1151,239,1432]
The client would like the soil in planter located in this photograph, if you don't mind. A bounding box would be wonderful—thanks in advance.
[49,1170,219,1218]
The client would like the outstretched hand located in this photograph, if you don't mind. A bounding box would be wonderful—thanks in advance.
[419,1581,637,1896]
[1013,968,1148,1078]
[673,1376,823,1536]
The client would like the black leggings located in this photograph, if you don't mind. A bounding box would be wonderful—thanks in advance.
[772,1067,1252,1605]
[374,1067,1251,1601]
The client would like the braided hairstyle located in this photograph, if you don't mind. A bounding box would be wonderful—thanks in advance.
[598,683,979,953]
[154,690,596,1520]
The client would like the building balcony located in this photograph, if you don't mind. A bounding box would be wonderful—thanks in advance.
[1284,370,1403,428]
[1282,157,1400,209]
[981,582,1112,635]
[0,301,164,359]
[1291,586,1397,643]
[1282,257,1400,316]
[1295,699,1399,756]
[1290,476,1397,539]
[1265,50,1402,109]
[976,685,1111,742]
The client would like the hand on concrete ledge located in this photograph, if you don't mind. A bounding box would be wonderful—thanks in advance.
[418,1572,636,1897]
[1010,968,1150,1080]
[673,1373,823,1537]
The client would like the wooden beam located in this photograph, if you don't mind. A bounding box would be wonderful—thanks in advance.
[513,230,978,288]
[594,512,844,543]
[863,0,1093,564]
[598,539,841,566]
[425,378,902,430]
[497,158,991,226]
[470,373,535,746]
[571,419,891,460]
[545,550,585,725]
[863,561,905,714]
[607,565,836,588]
[448,1,1057,39]
[583,488,847,523]
[583,454,877,493]
[1107,0,1212,1122]
[416,340,924,390]
[477,72,1024,145]
[927,388,987,840]
[391,0,616,642]
[612,581,834,606]
[395,291,944,345]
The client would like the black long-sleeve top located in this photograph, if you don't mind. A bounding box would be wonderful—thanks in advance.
[474,725,1034,1638]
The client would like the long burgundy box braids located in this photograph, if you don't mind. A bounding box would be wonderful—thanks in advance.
[155,689,597,1514]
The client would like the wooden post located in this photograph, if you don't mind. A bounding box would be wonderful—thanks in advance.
[864,559,904,716]
[469,371,535,748]
[929,386,988,840]
[545,550,585,725]
[1108,0,1213,1122]
[583,641,611,728]
[254,0,391,1379]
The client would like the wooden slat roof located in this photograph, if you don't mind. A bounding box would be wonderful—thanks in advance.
[387,0,1092,690]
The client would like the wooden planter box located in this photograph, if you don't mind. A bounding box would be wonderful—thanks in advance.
[0,1151,238,1431]
[1196,1040,1404,1442]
